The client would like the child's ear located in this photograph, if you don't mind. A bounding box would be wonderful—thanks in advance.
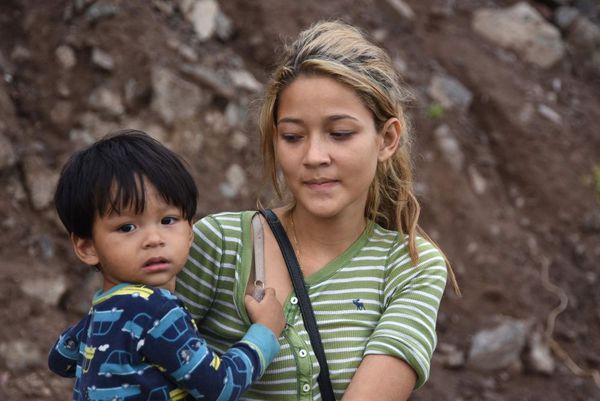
[378,117,402,162]
[71,234,100,266]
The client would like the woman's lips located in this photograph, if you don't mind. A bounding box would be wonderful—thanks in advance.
[304,179,338,191]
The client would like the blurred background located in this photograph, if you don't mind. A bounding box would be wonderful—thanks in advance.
[0,0,599,400]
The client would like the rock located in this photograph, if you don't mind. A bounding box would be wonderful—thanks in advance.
[434,125,464,171]
[220,163,246,198]
[468,164,487,195]
[21,155,59,210]
[179,63,234,99]
[0,340,43,371]
[385,0,415,20]
[525,329,555,375]
[472,2,565,68]
[85,1,118,23]
[91,48,115,71]
[151,66,210,125]
[49,100,73,127]
[537,104,562,125]
[436,343,466,369]
[181,0,220,41]
[428,74,473,110]
[0,132,17,170]
[467,318,529,371]
[555,6,580,30]
[55,45,76,69]
[229,69,262,92]
[215,10,234,41]
[230,131,249,150]
[20,275,66,306]
[88,86,124,117]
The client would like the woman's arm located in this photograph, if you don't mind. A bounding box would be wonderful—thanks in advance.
[341,355,416,401]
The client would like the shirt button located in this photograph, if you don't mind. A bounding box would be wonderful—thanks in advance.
[290,296,298,305]
[302,383,311,392]
[299,349,307,357]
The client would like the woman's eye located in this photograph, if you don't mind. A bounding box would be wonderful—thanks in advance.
[281,133,302,143]
[161,216,178,225]
[331,131,353,140]
[118,224,136,233]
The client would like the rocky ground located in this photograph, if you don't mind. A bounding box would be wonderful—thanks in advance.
[1,0,599,400]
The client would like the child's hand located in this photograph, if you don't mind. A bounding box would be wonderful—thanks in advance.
[245,288,285,337]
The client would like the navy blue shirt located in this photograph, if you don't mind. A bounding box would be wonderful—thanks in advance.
[48,283,280,401]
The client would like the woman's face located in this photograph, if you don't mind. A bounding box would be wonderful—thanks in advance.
[274,75,388,221]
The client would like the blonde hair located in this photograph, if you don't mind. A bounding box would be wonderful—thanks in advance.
[259,21,459,293]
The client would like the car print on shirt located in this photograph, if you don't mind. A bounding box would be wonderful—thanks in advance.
[86,384,141,401]
[98,350,152,377]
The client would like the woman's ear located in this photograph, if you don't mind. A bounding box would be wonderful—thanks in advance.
[378,118,402,162]
[71,234,100,267]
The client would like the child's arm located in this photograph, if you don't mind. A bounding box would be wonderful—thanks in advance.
[140,292,283,401]
[48,318,87,377]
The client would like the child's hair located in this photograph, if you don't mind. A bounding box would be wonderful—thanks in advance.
[259,20,459,291]
[54,130,198,239]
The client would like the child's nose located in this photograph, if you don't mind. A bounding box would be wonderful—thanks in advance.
[143,227,165,248]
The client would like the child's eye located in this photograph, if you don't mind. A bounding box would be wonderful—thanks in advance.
[118,224,136,233]
[161,216,178,225]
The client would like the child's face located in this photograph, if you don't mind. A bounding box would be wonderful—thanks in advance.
[72,183,193,292]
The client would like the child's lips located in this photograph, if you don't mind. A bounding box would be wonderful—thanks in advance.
[142,257,170,272]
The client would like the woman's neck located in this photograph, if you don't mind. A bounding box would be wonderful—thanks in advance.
[281,204,367,273]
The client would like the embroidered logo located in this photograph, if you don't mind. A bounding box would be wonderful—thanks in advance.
[352,299,365,310]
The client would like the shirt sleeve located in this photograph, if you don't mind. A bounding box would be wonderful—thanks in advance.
[48,317,87,377]
[140,299,280,401]
[176,215,225,321]
[364,236,448,389]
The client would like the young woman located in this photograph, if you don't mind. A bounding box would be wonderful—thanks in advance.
[176,21,456,401]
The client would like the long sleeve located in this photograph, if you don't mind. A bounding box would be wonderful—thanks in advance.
[48,317,88,377]
[140,299,280,401]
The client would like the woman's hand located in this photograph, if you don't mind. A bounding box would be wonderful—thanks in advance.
[245,287,286,337]
[341,355,417,401]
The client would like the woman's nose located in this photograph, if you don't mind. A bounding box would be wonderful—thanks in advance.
[303,135,331,166]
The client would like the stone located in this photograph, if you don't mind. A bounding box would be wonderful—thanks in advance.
[467,318,529,371]
[525,329,555,375]
[537,104,562,125]
[88,86,124,116]
[91,48,115,71]
[151,66,210,125]
[20,275,67,306]
[468,164,487,195]
[0,340,42,371]
[229,69,262,92]
[473,2,565,68]
[0,132,17,170]
[182,0,219,41]
[428,74,473,110]
[55,45,77,69]
[21,156,59,210]
[434,125,464,171]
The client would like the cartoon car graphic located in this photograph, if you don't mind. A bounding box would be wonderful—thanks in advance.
[147,307,192,342]
[98,350,152,377]
[122,313,153,339]
[170,338,209,382]
[147,386,188,401]
[94,286,154,304]
[91,308,124,336]
[86,384,141,401]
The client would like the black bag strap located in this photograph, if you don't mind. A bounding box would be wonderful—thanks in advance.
[259,209,336,401]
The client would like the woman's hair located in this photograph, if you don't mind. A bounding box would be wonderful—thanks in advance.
[259,21,458,291]
[54,129,198,239]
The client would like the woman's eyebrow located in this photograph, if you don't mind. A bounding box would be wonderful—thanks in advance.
[277,117,303,125]
[277,114,358,125]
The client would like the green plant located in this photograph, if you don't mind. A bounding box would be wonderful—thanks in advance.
[428,102,444,119]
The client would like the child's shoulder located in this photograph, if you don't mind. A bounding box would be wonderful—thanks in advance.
[93,284,179,309]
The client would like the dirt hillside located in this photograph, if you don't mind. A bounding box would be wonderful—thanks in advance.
[0,0,599,400]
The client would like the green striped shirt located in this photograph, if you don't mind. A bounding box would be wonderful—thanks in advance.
[176,211,447,400]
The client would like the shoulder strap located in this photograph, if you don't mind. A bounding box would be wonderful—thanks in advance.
[259,209,336,401]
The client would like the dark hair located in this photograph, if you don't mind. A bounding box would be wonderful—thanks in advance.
[54,130,198,239]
